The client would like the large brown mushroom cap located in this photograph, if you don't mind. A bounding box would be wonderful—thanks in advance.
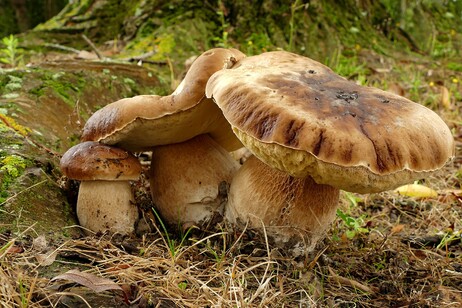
[81,48,246,152]
[206,51,455,193]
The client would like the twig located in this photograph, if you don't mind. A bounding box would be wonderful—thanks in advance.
[121,51,167,65]
[122,51,155,61]
[43,43,81,54]
[328,266,378,293]
[81,34,105,60]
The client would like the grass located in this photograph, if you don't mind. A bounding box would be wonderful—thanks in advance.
[1,144,461,307]
[151,207,194,261]
[0,182,460,307]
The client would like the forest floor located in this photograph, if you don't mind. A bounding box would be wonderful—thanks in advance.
[1,41,461,307]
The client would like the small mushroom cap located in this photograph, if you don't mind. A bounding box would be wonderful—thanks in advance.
[206,51,455,193]
[81,48,246,152]
[60,141,142,181]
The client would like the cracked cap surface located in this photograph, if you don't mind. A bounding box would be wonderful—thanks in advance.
[206,51,455,193]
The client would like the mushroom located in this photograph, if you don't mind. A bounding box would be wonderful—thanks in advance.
[60,141,141,234]
[150,134,239,225]
[206,51,455,252]
[80,48,245,226]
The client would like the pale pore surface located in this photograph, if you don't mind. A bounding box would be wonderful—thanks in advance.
[207,51,455,192]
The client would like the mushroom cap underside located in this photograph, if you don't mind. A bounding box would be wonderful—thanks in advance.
[60,141,142,181]
[206,51,455,193]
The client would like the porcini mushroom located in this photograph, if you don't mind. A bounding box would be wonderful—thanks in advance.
[60,141,141,234]
[150,134,239,225]
[206,51,455,252]
[80,48,245,226]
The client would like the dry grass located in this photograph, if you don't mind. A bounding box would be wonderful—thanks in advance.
[1,175,461,307]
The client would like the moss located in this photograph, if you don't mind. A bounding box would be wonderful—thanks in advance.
[28,70,85,107]
[1,155,26,177]
[4,179,79,236]
[0,113,31,136]
[0,74,23,97]
[0,154,28,203]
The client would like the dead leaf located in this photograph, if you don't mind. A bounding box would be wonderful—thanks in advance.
[439,85,451,109]
[6,245,23,254]
[387,82,405,96]
[390,224,405,235]
[395,184,438,198]
[51,269,124,294]
[33,235,48,252]
[410,249,428,260]
[36,251,57,266]
[438,286,462,305]
[75,50,98,60]
[107,264,131,272]
[437,189,462,204]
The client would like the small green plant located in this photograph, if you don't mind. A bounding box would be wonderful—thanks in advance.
[437,229,461,251]
[18,277,28,308]
[178,281,187,290]
[200,231,227,268]
[213,0,229,48]
[288,0,309,51]
[151,208,193,260]
[0,154,28,204]
[336,208,369,239]
[0,35,23,68]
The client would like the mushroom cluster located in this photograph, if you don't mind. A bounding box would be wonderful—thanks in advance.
[61,49,454,253]
[61,48,244,234]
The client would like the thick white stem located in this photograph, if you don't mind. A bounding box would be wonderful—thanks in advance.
[227,156,340,254]
[77,181,138,234]
[150,134,239,226]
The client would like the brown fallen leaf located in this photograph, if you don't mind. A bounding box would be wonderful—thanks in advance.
[33,235,48,252]
[437,189,462,204]
[439,85,451,110]
[36,251,57,266]
[387,82,405,96]
[6,245,23,254]
[438,286,462,305]
[51,269,124,294]
[390,224,405,235]
[75,50,98,60]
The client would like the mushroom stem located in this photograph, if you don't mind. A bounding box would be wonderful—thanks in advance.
[149,134,240,227]
[77,181,139,234]
[226,155,340,254]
